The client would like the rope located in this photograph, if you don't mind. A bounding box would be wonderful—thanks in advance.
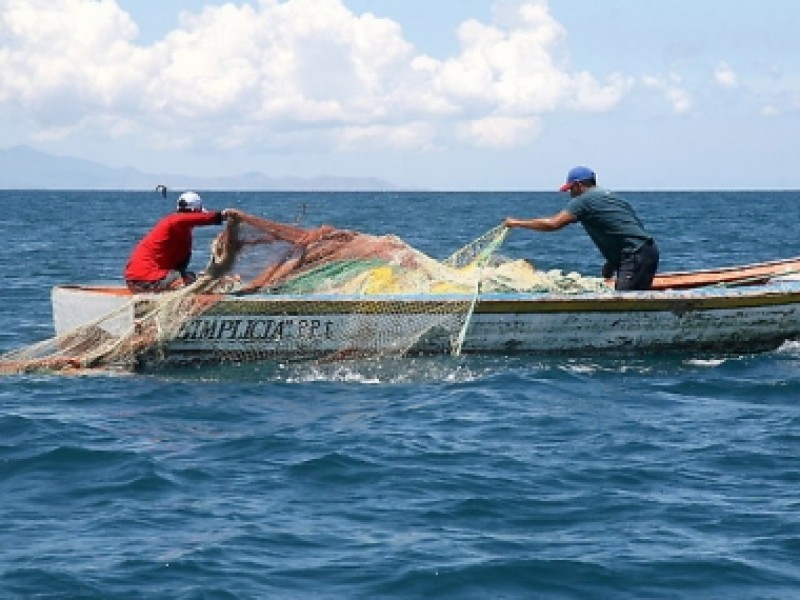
[452,225,509,356]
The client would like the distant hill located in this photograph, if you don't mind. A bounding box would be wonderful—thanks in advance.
[0,145,401,191]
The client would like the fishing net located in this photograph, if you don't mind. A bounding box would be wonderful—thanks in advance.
[0,210,609,374]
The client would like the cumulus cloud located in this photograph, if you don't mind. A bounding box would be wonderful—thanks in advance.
[435,2,631,118]
[0,0,633,151]
[0,0,145,125]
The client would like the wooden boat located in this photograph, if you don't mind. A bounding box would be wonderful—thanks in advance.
[49,256,800,366]
[650,256,800,290]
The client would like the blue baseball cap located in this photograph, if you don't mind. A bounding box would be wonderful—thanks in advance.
[559,166,595,191]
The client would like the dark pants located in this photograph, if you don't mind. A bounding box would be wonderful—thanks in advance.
[616,239,659,291]
[126,270,196,294]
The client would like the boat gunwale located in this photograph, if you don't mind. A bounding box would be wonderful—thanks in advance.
[54,280,800,315]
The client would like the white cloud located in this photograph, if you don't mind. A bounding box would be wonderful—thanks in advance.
[0,0,144,120]
[456,115,542,148]
[433,1,629,118]
[713,62,739,88]
[642,73,693,114]
[0,0,634,152]
[569,72,634,112]
[336,122,438,151]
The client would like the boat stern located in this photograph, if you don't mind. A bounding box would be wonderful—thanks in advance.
[51,285,137,337]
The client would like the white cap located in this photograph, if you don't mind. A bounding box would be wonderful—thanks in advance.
[177,191,205,212]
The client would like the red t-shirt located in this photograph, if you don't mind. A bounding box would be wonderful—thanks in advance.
[124,211,222,282]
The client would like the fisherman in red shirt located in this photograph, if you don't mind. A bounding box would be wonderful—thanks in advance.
[124,191,238,293]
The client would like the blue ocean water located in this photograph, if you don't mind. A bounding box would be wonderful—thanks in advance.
[2,190,800,599]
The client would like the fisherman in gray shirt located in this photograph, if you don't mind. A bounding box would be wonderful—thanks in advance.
[505,166,659,291]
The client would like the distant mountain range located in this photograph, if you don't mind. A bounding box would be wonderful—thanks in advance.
[0,145,401,191]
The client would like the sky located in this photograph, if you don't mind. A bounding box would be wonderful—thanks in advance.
[1,0,798,190]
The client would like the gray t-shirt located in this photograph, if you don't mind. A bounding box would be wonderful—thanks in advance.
[565,187,652,267]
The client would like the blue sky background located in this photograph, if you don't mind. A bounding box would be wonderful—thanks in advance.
[1,0,798,190]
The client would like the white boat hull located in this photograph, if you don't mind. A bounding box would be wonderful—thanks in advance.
[52,280,800,366]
